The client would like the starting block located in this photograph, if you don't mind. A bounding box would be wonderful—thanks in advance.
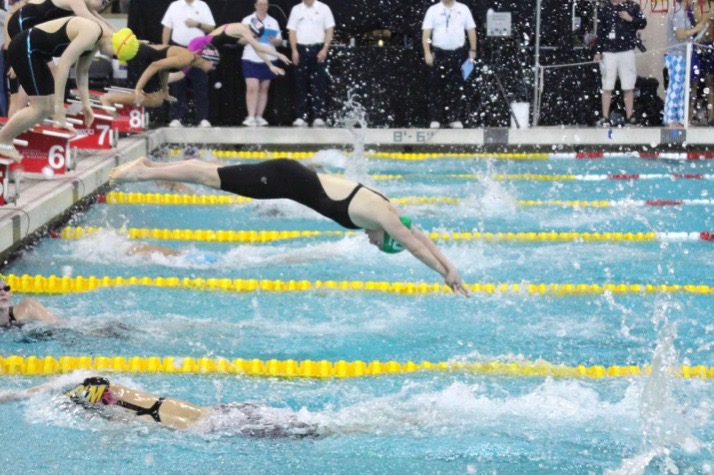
[72,88,147,133]
[0,118,77,177]
[0,157,14,205]
[0,138,26,205]
[65,101,118,150]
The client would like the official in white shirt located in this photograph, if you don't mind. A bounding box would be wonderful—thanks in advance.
[161,0,216,127]
[287,0,335,127]
[241,0,283,127]
[422,0,477,129]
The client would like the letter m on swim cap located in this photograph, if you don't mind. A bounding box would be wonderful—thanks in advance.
[85,384,107,404]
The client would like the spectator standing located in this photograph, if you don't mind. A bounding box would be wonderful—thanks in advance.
[421,0,477,129]
[594,0,647,127]
[664,0,710,127]
[693,0,714,125]
[161,0,215,127]
[242,0,283,127]
[287,0,335,127]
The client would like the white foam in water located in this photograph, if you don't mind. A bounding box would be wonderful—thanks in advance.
[305,379,641,437]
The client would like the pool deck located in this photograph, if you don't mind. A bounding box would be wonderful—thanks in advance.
[0,125,711,262]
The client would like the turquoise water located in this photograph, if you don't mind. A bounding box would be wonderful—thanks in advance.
[1,150,713,474]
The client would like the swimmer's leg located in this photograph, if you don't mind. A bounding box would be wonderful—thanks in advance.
[110,158,222,188]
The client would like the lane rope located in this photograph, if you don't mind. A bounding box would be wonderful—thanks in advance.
[54,226,714,244]
[1,355,711,379]
[207,150,714,161]
[99,192,714,208]
[5,274,713,295]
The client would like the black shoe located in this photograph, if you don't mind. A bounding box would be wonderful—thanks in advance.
[595,117,611,127]
[626,115,640,127]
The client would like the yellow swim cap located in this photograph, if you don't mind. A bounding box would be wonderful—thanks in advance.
[112,28,139,62]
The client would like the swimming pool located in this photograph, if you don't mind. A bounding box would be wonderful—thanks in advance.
[1,148,713,474]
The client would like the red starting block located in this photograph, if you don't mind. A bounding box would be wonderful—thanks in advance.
[72,88,147,133]
[65,101,117,150]
[0,118,77,177]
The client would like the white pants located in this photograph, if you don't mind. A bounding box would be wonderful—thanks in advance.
[600,50,637,91]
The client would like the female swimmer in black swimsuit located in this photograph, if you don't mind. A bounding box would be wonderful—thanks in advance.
[0,376,321,438]
[110,157,469,296]
[3,0,114,118]
[0,275,59,327]
[0,17,139,161]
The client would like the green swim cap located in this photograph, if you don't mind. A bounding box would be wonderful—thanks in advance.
[381,216,412,254]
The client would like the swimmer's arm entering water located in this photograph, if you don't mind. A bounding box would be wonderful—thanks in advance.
[379,215,469,297]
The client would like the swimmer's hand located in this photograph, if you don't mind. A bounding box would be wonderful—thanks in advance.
[445,270,470,297]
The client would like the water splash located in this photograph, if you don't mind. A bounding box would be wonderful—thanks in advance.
[607,299,702,475]
[336,91,369,181]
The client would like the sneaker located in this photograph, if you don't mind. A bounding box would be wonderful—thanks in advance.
[449,121,464,129]
[242,116,257,127]
[255,116,269,126]
[199,119,211,128]
[429,121,440,129]
[293,118,307,127]
[312,118,326,127]
[169,119,182,128]
[595,117,611,127]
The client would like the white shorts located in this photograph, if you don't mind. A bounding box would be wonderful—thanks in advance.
[600,50,637,91]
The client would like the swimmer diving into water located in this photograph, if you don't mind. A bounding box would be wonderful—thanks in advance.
[109,158,469,296]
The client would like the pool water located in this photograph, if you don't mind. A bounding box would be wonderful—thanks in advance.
[1,150,713,474]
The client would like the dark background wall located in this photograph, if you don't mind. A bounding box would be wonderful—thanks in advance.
[127,0,600,127]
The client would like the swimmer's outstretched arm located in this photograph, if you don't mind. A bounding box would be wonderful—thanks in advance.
[411,228,469,297]
[380,215,469,297]
[0,377,79,404]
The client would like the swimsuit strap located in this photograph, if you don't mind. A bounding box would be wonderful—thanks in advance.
[342,183,390,204]
[8,306,15,322]
[116,397,165,423]
[344,183,363,203]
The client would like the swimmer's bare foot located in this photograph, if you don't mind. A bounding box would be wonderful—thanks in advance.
[0,143,22,162]
[109,158,145,186]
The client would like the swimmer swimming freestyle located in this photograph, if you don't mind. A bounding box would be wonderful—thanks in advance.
[109,157,469,296]
[0,376,321,438]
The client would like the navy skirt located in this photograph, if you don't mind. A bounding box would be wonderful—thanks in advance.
[242,60,278,80]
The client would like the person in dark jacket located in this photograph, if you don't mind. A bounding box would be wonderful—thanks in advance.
[593,0,647,127]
